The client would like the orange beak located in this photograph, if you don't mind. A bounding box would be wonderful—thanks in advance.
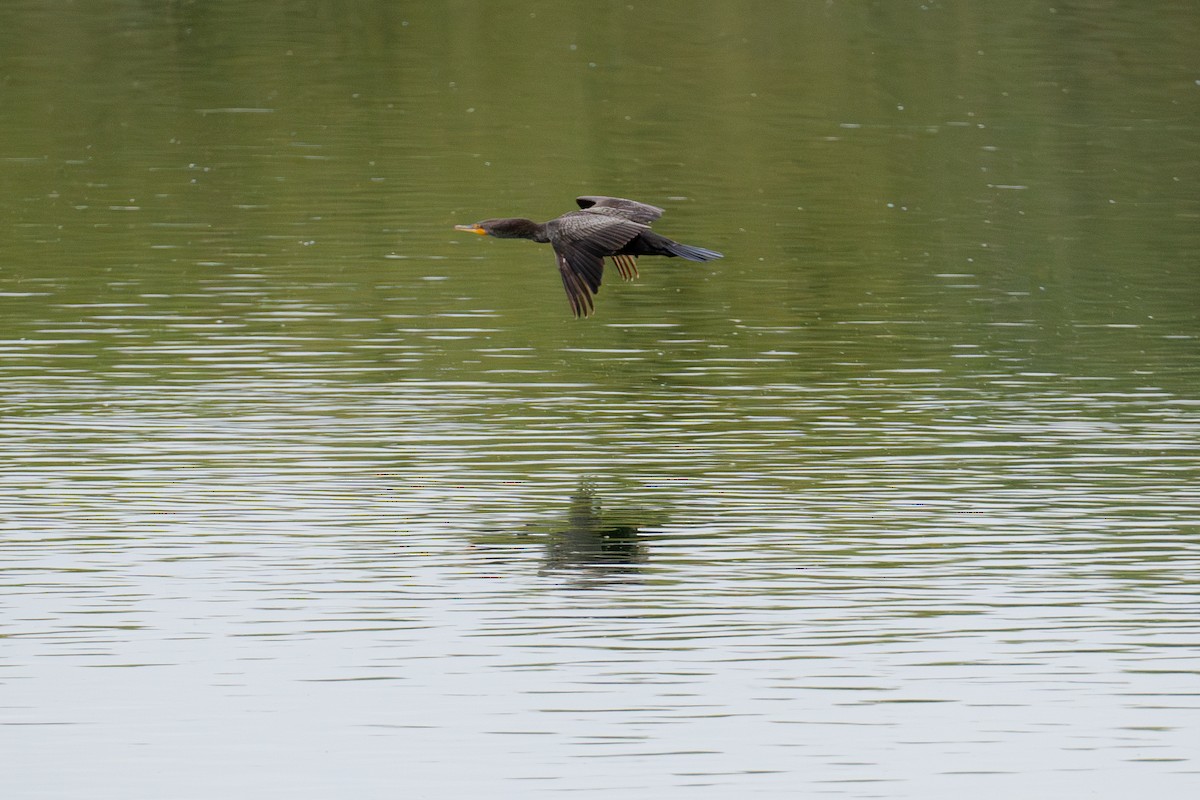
[454,224,488,236]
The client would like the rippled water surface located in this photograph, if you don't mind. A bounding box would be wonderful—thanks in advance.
[3,2,1199,797]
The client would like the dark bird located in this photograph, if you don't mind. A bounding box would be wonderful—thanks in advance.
[454,195,722,317]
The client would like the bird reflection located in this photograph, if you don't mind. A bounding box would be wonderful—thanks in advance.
[540,484,651,580]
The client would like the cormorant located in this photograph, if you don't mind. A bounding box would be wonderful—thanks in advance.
[455,195,722,317]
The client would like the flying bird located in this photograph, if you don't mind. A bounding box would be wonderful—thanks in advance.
[454,195,722,317]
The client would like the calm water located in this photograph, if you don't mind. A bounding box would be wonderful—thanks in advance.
[3,2,1199,797]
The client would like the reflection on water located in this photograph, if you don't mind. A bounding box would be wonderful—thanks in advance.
[534,483,650,579]
[2,1,1200,798]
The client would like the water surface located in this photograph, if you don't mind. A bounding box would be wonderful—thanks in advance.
[2,2,1199,797]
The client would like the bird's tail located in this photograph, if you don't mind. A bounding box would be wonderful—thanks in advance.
[667,242,723,261]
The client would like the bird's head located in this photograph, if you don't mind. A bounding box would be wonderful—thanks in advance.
[454,218,539,239]
[454,221,490,236]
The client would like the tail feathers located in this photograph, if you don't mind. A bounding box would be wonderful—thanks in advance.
[667,242,723,261]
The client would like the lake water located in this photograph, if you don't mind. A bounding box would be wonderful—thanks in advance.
[2,2,1199,797]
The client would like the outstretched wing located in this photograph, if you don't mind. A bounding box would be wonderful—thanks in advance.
[548,213,646,317]
[556,251,595,318]
[575,195,665,225]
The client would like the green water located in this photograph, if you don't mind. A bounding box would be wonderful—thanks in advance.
[3,3,1199,798]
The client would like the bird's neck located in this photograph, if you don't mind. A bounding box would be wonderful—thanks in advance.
[518,219,550,243]
[491,218,549,243]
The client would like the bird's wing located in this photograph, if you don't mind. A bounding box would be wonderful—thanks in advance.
[575,196,665,225]
[557,251,595,318]
[548,214,646,317]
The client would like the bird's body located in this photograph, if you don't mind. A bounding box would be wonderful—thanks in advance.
[455,196,722,317]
